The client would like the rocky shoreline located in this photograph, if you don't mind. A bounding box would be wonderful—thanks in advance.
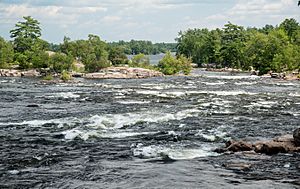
[0,67,163,80]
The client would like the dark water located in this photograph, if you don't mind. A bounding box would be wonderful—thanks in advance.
[0,70,300,188]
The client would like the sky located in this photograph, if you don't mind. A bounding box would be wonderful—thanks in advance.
[0,0,299,43]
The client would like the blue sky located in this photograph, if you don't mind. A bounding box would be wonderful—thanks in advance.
[0,0,299,43]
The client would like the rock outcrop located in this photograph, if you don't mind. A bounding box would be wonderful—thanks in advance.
[0,69,41,77]
[84,67,163,79]
[215,130,300,155]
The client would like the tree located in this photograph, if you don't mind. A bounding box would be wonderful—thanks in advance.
[10,16,42,53]
[220,22,246,69]
[108,46,128,65]
[279,18,299,42]
[0,37,14,68]
[49,53,73,73]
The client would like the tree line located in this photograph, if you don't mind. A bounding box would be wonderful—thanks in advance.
[0,16,189,75]
[176,18,300,74]
[108,40,176,55]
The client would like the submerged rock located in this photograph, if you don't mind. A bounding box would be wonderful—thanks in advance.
[215,130,300,155]
[84,67,163,79]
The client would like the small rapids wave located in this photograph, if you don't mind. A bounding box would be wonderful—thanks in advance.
[132,143,218,160]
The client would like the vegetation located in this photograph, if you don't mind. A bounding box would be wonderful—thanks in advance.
[1,16,300,77]
[176,18,300,75]
[158,51,192,75]
[109,40,176,55]
[60,70,72,81]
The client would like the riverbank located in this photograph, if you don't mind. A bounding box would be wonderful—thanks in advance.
[0,67,163,80]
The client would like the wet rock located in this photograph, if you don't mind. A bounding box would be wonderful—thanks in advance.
[224,163,251,171]
[227,141,253,152]
[26,104,39,108]
[293,128,300,146]
[84,67,163,79]
[215,131,300,155]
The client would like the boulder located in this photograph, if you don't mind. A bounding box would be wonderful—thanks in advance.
[215,131,300,155]
[293,128,300,145]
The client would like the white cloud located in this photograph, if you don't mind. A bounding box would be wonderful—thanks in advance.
[101,16,122,23]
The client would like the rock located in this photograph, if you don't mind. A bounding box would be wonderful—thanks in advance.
[21,69,40,77]
[253,134,300,155]
[227,141,253,152]
[84,67,163,79]
[224,163,251,171]
[215,132,300,155]
[26,104,39,108]
[270,73,281,79]
[293,128,300,146]
[0,69,22,77]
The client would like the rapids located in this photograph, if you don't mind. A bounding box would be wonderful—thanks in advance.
[0,69,299,188]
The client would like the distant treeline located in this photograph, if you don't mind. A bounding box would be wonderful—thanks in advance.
[108,40,177,55]
[48,40,177,55]
[176,18,300,74]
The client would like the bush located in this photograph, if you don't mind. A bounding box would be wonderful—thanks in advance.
[158,51,179,75]
[129,53,155,70]
[177,55,192,75]
[43,74,53,80]
[60,70,72,81]
[49,53,73,73]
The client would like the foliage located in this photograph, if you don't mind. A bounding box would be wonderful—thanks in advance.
[49,53,73,73]
[10,16,42,53]
[60,70,72,81]
[176,18,300,75]
[109,40,177,55]
[43,74,53,81]
[177,55,192,75]
[157,51,192,75]
[108,46,129,65]
[0,37,14,68]
[128,53,156,70]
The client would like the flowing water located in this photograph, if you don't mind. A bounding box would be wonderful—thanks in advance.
[0,70,300,188]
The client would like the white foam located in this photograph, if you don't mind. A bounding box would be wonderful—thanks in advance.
[117,100,151,104]
[87,108,200,129]
[206,75,259,80]
[289,92,300,97]
[203,82,226,86]
[136,90,186,98]
[234,81,257,85]
[133,144,218,160]
[8,170,20,175]
[188,90,257,96]
[246,101,277,108]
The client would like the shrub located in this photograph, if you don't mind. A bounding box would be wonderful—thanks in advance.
[43,74,53,80]
[60,70,72,81]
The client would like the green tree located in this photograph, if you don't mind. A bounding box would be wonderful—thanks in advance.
[108,46,128,65]
[279,18,299,42]
[220,22,246,69]
[49,53,73,73]
[10,16,42,53]
[0,37,14,68]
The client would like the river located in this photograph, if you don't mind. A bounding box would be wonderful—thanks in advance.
[0,70,299,188]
